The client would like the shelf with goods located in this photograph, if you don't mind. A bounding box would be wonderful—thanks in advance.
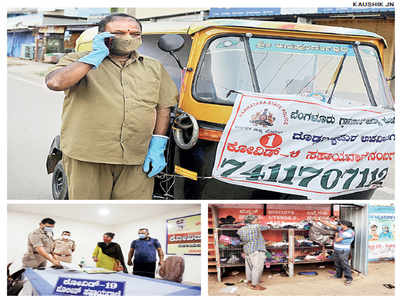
[217,227,308,231]
[214,225,334,280]
[219,245,322,251]
[294,259,333,264]
[209,203,369,281]
[219,261,288,268]
[208,207,218,275]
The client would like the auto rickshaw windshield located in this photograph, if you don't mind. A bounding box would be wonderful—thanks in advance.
[193,35,393,109]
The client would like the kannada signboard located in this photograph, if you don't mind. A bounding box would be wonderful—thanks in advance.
[217,204,332,223]
[53,277,125,296]
[368,205,395,261]
[212,93,395,199]
[166,214,201,255]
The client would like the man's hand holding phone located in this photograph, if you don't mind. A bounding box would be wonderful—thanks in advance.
[78,32,114,69]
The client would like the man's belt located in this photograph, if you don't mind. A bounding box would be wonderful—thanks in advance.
[54,253,71,257]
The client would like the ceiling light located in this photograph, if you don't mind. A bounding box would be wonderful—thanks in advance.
[99,208,110,216]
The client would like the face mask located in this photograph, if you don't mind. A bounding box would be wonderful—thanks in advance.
[110,36,142,56]
[43,226,53,233]
[62,235,70,240]
[138,234,146,239]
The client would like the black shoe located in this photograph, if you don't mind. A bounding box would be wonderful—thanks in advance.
[344,280,352,286]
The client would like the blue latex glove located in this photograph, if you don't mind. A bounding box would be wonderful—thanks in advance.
[143,135,168,178]
[78,32,114,69]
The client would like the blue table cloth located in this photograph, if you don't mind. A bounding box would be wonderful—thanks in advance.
[24,268,201,296]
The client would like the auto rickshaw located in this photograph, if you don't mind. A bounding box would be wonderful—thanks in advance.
[46,19,394,200]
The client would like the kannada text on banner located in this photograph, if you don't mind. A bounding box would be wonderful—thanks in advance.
[166,214,201,255]
[212,93,395,198]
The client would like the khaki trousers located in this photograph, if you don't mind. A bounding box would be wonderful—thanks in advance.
[63,155,154,200]
[245,251,266,285]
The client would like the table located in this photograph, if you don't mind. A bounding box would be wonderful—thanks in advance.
[21,268,201,296]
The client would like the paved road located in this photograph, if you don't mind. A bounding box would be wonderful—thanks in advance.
[8,62,64,199]
[6,59,395,200]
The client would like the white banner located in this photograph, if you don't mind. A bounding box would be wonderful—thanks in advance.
[212,93,395,199]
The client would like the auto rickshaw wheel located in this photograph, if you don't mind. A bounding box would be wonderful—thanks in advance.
[52,160,69,200]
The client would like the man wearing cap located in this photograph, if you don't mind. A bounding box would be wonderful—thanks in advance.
[52,231,76,263]
[237,215,270,290]
[45,13,178,199]
[319,217,355,285]
[22,218,61,268]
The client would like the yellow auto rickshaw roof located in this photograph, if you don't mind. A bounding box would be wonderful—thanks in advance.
[144,19,387,47]
[75,19,387,52]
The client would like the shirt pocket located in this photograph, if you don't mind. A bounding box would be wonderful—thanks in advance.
[131,76,160,107]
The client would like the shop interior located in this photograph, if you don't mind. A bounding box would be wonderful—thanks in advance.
[208,203,368,282]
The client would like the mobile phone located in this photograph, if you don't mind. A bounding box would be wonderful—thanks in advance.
[105,37,113,49]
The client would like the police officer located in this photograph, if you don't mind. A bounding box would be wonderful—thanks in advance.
[22,218,61,268]
[52,231,76,263]
[45,13,178,200]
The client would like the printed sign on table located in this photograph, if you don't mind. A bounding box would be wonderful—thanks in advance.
[167,214,201,255]
[212,93,395,199]
[53,277,125,296]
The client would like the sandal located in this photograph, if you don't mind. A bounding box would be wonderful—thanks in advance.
[344,280,352,286]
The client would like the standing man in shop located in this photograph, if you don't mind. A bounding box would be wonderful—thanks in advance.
[22,218,61,268]
[318,217,355,285]
[52,231,76,263]
[127,228,165,278]
[237,215,270,291]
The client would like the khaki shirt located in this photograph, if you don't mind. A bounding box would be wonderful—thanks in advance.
[22,228,54,268]
[52,239,76,256]
[47,51,178,164]
[53,238,76,263]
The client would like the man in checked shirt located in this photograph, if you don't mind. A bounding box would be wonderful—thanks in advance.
[237,215,270,290]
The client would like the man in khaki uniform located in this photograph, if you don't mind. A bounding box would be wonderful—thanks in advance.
[52,231,76,263]
[45,13,178,199]
[22,218,61,268]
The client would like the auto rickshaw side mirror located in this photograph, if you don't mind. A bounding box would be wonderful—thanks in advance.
[158,34,185,70]
[158,34,185,52]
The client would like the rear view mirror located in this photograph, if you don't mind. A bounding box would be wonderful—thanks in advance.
[158,34,185,70]
[158,34,185,53]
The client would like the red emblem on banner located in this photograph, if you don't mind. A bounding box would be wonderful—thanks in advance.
[260,133,283,148]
